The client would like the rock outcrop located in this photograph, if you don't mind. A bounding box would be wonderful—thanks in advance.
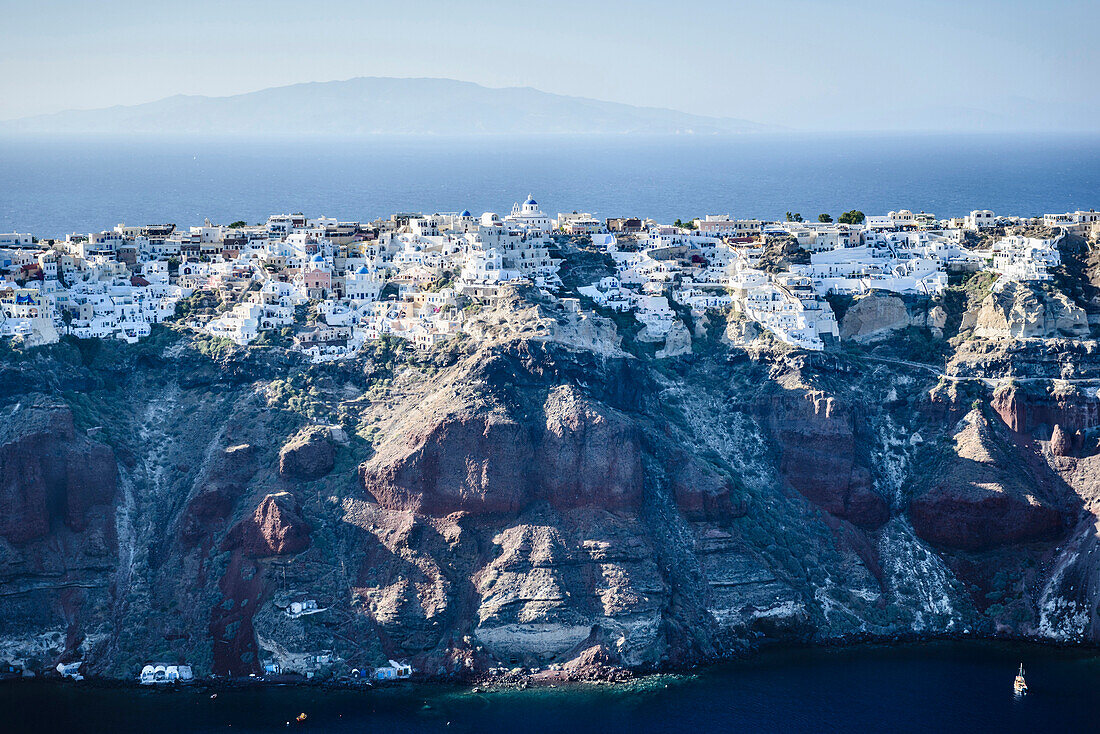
[359,384,643,515]
[974,282,1089,339]
[839,293,910,343]
[536,385,644,511]
[0,403,117,545]
[180,443,256,547]
[278,426,335,480]
[669,454,747,522]
[755,390,888,529]
[991,383,1100,436]
[1050,424,1074,457]
[910,411,1066,550]
[223,492,312,557]
[470,517,665,666]
[655,321,692,358]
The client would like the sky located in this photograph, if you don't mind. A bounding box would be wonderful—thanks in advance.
[1,0,1098,130]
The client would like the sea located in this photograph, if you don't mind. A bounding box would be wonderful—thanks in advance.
[3,642,1099,734]
[2,133,1100,237]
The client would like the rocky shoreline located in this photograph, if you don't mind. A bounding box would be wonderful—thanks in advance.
[13,630,1099,695]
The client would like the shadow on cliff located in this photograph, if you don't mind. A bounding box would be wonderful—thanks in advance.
[907,399,1096,635]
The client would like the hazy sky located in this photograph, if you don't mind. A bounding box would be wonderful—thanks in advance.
[2,0,1098,129]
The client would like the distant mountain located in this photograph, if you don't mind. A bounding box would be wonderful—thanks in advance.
[0,77,770,136]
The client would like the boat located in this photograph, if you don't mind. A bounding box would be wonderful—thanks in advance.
[296,713,308,723]
[1014,663,1028,695]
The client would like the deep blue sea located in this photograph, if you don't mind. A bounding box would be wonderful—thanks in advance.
[2,133,1099,237]
[3,642,1098,734]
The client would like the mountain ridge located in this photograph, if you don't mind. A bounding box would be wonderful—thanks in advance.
[0,76,771,136]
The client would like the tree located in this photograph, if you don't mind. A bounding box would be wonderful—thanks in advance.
[785,212,803,222]
[838,210,865,225]
[228,220,247,228]
[818,213,833,223]
[673,218,697,230]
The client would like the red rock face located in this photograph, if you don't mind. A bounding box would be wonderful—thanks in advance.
[210,550,266,676]
[909,411,1067,551]
[991,384,1100,435]
[362,413,533,515]
[0,405,117,545]
[179,444,256,548]
[910,490,1063,551]
[536,385,643,511]
[755,391,888,529]
[223,492,311,557]
[670,454,747,522]
[1050,424,1074,457]
[359,385,644,516]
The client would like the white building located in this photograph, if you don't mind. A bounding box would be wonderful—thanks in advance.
[1043,210,1100,232]
[693,216,763,238]
[990,234,1061,287]
[0,233,34,249]
[505,195,552,233]
[964,210,997,230]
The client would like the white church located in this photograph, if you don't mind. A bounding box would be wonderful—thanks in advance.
[504,195,552,233]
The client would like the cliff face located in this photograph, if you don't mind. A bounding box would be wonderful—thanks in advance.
[359,382,643,516]
[0,404,117,545]
[2,284,1100,680]
[0,403,118,669]
[754,391,887,529]
[838,293,912,343]
[974,282,1089,340]
[909,411,1066,551]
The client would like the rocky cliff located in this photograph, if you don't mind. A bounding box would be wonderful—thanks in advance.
[3,264,1100,681]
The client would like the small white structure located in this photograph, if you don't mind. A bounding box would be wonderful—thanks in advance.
[373,659,413,681]
[56,662,83,681]
[286,599,327,619]
[140,663,193,685]
[964,210,996,230]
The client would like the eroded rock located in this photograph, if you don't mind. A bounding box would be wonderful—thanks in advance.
[223,492,311,557]
[279,426,335,480]
[755,390,888,529]
[359,384,643,515]
[974,281,1088,340]
[839,293,910,343]
[910,411,1066,550]
[0,404,117,545]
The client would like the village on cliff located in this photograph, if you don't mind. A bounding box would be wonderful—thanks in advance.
[2,198,1098,356]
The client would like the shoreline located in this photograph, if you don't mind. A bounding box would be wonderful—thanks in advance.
[15,633,1100,694]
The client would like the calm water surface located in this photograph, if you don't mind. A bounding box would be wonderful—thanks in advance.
[4,642,1098,734]
[2,133,1099,237]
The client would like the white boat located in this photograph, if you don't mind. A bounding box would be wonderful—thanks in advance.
[1014,663,1027,695]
